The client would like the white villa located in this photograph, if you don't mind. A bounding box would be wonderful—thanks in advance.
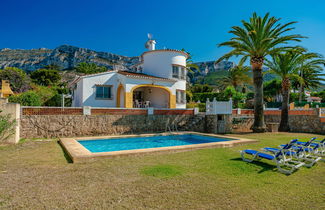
[70,37,188,109]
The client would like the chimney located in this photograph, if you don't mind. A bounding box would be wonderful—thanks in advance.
[145,40,156,51]
[144,33,156,51]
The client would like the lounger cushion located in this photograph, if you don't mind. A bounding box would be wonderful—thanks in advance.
[297,141,306,145]
[264,147,279,153]
[244,150,275,160]
[264,147,297,156]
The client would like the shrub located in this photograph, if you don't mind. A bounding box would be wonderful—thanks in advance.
[312,90,325,102]
[75,62,107,74]
[8,91,42,106]
[192,92,225,103]
[186,90,193,102]
[266,102,282,108]
[32,85,57,105]
[0,67,31,93]
[44,93,62,106]
[223,86,246,104]
[30,69,61,86]
[186,102,206,112]
[192,86,246,108]
[246,92,254,100]
[190,84,213,93]
[290,92,306,102]
[294,101,325,108]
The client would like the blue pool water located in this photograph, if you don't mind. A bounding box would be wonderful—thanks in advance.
[78,134,234,153]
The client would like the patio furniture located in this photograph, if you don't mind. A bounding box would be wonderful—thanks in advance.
[144,101,150,108]
[263,138,321,167]
[241,139,305,175]
[134,100,142,108]
[296,138,325,156]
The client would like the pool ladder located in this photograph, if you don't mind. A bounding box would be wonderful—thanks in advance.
[165,118,179,133]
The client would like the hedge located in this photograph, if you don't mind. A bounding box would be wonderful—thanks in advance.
[186,103,206,112]
[294,101,325,108]
[192,92,228,103]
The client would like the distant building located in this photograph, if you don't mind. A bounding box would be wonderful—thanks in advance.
[307,96,322,103]
[70,36,188,108]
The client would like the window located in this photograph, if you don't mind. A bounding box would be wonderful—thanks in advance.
[95,85,112,99]
[180,67,186,80]
[172,65,186,80]
[176,90,186,104]
[172,66,179,78]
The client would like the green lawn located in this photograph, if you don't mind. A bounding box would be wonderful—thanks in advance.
[0,133,324,209]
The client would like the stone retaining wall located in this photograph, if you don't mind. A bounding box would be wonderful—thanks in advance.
[20,114,206,138]
[265,115,325,134]
[232,113,325,134]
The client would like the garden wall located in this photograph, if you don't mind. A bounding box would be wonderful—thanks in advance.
[20,114,206,138]
[232,109,325,134]
[0,99,20,143]
[19,107,325,139]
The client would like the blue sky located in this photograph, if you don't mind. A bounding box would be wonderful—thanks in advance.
[1,0,325,62]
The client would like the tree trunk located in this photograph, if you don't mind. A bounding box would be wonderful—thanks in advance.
[279,80,290,132]
[299,85,304,103]
[251,67,266,132]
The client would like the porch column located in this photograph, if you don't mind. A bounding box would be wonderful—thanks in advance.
[170,94,176,108]
[125,92,133,108]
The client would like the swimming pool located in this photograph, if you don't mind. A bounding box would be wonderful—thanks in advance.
[59,132,258,163]
[78,134,235,153]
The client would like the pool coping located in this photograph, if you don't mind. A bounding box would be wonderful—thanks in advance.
[59,132,258,163]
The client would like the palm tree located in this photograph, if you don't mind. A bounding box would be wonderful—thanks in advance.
[266,50,302,131]
[216,12,304,132]
[219,65,252,90]
[263,79,282,102]
[294,52,325,102]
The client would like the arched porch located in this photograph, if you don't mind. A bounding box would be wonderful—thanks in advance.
[125,85,176,108]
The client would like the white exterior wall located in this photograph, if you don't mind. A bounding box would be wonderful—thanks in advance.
[71,50,187,108]
[72,73,187,108]
[142,51,187,79]
[175,80,186,109]
[72,80,83,107]
[79,72,120,107]
[142,50,187,108]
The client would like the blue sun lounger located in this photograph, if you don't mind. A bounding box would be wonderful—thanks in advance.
[241,139,305,175]
[296,138,325,157]
[263,138,321,167]
[280,137,324,160]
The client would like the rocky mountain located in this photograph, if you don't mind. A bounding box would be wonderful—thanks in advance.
[0,45,235,74]
[0,45,139,72]
[187,60,234,84]
[192,60,234,75]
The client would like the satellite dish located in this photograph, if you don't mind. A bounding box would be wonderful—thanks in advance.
[147,33,153,40]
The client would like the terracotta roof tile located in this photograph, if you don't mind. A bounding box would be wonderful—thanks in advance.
[117,71,175,81]
[69,70,176,87]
